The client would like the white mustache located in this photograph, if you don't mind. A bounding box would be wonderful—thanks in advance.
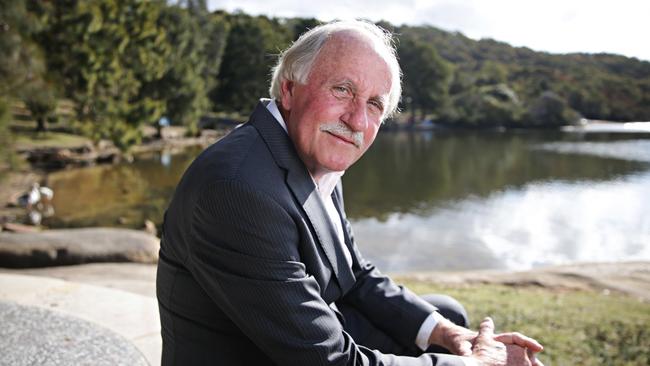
[319,122,364,148]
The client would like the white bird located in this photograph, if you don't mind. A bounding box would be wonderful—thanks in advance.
[38,185,54,203]
[16,183,54,208]
[17,183,40,208]
[28,210,42,225]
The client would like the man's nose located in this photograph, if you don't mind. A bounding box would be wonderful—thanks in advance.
[341,99,368,132]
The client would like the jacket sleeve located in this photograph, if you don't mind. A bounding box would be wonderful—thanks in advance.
[184,180,464,366]
[340,215,439,349]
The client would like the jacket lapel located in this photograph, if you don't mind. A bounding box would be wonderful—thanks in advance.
[288,172,356,293]
[249,100,356,293]
[331,183,357,267]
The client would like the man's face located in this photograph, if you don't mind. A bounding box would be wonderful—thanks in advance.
[279,33,392,179]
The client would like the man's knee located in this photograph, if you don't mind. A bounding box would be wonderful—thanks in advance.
[421,294,469,328]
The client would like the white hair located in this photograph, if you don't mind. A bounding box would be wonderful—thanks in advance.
[269,20,401,120]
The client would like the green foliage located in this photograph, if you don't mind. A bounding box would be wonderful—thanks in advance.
[286,17,322,41]
[476,61,508,86]
[150,4,210,132]
[398,36,452,121]
[1,0,57,132]
[445,84,525,126]
[77,115,141,151]
[0,0,48,167]
[0,0,37,95]
[23,79,58,131]
[396,24,650,125]
[0,99,11,171]
[210,13,291,113]
[401,281,650,365]
[525,91,580,126]
[202,12,230,103]
[4,5,648,148]
[39,0,170,151]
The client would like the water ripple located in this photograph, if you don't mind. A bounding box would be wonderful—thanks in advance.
[534,140,650,163]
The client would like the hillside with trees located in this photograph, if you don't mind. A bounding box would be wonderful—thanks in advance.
[395,25,650,126]
[1,0,648,155]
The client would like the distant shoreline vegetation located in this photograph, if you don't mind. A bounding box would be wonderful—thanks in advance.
[1,1,649,154]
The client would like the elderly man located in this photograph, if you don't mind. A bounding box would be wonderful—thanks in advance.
[157,20,543,366]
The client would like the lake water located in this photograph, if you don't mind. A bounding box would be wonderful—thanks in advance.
[44,128,650,272]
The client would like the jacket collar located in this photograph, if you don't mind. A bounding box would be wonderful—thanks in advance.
[248,100,356,293]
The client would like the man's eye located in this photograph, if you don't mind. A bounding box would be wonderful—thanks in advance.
[368,100,383,112]
[333,86,349,95]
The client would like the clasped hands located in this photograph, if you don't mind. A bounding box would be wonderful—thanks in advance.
[429,317,544,366]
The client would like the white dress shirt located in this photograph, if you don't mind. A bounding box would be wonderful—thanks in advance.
[265,100,475,365]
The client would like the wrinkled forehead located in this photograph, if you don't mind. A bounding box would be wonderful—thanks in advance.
[312,32,393,87]
[320,30,391,68]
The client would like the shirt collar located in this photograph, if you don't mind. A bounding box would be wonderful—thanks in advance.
[266,99,287,133]
[265,99,344,199]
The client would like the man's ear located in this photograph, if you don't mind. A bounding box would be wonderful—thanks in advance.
[279,79,295,111]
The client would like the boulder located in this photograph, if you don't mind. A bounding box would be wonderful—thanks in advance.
[0,228,159,268]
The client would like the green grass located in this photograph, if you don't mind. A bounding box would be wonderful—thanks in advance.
[13,130,90,150]
[399,280,650,366]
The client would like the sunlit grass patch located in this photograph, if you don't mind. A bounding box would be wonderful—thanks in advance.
[13,130,90,150]
[399,280,650,366]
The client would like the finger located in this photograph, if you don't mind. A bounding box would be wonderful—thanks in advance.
[477,317,495,337]
[494,332,544,352]
[457,341,472,356]
[528,348,544,366]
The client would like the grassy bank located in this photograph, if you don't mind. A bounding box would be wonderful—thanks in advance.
[400,280,649,365]
[13,130,90,150]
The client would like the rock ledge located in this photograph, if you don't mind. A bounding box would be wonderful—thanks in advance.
[0,228,159,268]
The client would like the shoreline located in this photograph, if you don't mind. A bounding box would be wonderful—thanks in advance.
[0,128,224,227]
[2,260,648,302]
[396,260,650,302]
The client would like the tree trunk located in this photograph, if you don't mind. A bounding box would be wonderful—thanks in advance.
[36,117,47,132]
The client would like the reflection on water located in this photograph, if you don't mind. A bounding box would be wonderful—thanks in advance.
[44,131,650,271]
[45,147,202,228]
[343,131,649,220]
[353,171,650,272]
[535,140,650,163]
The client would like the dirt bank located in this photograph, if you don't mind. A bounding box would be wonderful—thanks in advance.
[397,261,650,302]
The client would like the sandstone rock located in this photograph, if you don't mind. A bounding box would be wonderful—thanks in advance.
[2,222,42,234]
[0,228,159,268]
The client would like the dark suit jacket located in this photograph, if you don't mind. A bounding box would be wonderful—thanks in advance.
[156,100,465,366]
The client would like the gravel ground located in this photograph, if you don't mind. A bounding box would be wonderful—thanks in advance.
[0,300,148,366]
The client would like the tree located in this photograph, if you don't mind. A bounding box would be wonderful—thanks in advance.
[202,11,230,111]
[397,36,452,122]
[210,14,291,114]
[0,0,37,97]
[38,0,170,151]
[135,3,230,135]
[23,79,58,132]
[447,84,524,126]
[525,91,580,126]
[1,0,58,132]
[287,17,321,41]
[476,61,508,86]
[397,23,650,123]
[150,4,209,133]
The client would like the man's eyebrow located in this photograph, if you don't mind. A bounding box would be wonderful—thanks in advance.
[337,79,355,91]
[370,95,387,110]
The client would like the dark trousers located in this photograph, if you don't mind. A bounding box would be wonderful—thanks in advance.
[337,294,469,356]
